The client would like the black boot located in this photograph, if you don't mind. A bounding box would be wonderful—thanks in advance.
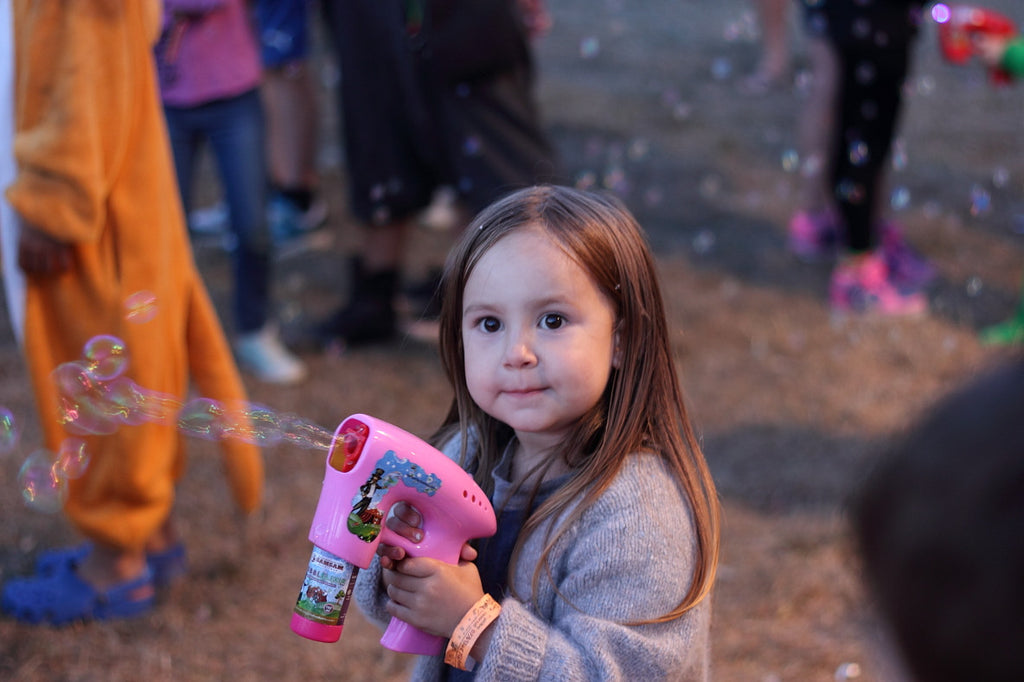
[317,258,398,347]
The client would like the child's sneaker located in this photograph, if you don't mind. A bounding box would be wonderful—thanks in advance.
[234,326,308,385]
[187,201,236,251]
[788,209,840,261]
[979,315,1024,346]
[267,194,331,259]
[879,221,936,289]
[829,251,927,316]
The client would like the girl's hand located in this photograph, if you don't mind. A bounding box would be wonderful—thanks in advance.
[18,224,72,277]
[377,501,423,570]
[382,543,483,638]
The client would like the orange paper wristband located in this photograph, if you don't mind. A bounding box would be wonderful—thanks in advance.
[444,594,502,671]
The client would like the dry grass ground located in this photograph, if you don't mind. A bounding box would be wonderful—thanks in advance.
[2,0,1023,679]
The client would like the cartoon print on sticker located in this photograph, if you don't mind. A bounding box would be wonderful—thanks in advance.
[347,450,444,542]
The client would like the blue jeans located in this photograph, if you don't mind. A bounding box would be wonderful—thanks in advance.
[164,89,271,334]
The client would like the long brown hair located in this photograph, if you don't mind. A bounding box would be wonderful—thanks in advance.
[433,185,719,620]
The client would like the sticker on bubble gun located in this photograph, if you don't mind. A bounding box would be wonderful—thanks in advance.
[293,546,359,627]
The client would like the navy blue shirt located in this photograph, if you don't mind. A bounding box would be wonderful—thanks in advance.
[444,448,571,680]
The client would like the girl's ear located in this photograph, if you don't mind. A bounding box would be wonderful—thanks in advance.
[612,324,623,369]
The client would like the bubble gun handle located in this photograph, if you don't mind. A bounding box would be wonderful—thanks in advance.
[935,4,1018,84]
[290,414,497,655]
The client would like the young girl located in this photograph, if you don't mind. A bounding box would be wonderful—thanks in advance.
[352,185,721,680]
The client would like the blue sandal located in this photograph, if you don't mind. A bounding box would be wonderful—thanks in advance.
[35,542,93,574]
[1,566,155,625]
[146,543,188,588]
[36,542,187,588]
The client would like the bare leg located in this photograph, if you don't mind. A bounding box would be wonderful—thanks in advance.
[77,543,152,597]
[796,36,839,214]
[753,0,791,84]
[742,0,792,92]
[362,218,413,273]
[262,61,319,192]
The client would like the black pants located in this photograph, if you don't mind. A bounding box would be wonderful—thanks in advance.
[830,41,914,251]
[319,0,559,225]
[801,0,923,251]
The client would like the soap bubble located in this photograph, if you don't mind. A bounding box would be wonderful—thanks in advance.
[891,186,911,211]
[124,290,158,324]
[56,438,90,479]
[579,36,600,59]
[98,377,153,426]
[855,61,876,84]
[969,185,991,217]
[52,361,121,436]
[781,149,800,173]
[19,333,336,514]
[19,449,66,514]
[993,166,1010,188]
[574,170,598,191]
[222,404,283,447]
[848,140,870,166]
[965,276,984,297]
[692,229,716,255]
[710,57,732,80]
[643,186,664,207]
[278,415,335,451]
[837,179,866,204]
[602,165,628,194]
[132,388,182,425]
[83,334,130,382]
[461,135,482,157]
[178,397,229,441]
[834,662,861,681]
[890,140,908,171]
[0,407,19,455]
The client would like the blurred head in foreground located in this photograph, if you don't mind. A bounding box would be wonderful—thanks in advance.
[851,355,1024,682]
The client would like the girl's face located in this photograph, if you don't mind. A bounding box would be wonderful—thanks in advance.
[461,225,619,454]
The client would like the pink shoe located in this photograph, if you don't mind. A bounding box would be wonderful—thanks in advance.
[879,221,936,289]
[829,252,927,316]
[788,209,840,261]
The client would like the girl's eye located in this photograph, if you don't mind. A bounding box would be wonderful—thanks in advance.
[480,317,501,333]
[540,313,564,330]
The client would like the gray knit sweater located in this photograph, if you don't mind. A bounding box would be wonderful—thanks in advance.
[353,448,712,681]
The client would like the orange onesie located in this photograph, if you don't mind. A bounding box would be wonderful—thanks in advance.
[3,0,263,550]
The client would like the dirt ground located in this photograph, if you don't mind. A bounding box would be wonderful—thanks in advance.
[2,1,1024,680]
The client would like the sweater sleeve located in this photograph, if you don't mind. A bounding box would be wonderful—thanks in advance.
[475,455,712,681]
[6,1,133,243]
[352,554,392,630]
[1001,38,1024,78]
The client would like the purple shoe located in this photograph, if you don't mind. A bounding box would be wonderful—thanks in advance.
[879,221,936,289]
[829,251,928,316]
[788,209,841,261]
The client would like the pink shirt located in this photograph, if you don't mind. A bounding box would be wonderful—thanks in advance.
[156,0,261,107]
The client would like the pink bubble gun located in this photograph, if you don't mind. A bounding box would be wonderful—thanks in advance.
[934,4,1017,84]
[290,414,496,655]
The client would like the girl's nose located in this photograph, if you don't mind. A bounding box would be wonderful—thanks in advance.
[503,330,537,368]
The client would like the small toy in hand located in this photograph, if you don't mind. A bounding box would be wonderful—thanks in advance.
[933,4,1018,84]
[290,414,496,654]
